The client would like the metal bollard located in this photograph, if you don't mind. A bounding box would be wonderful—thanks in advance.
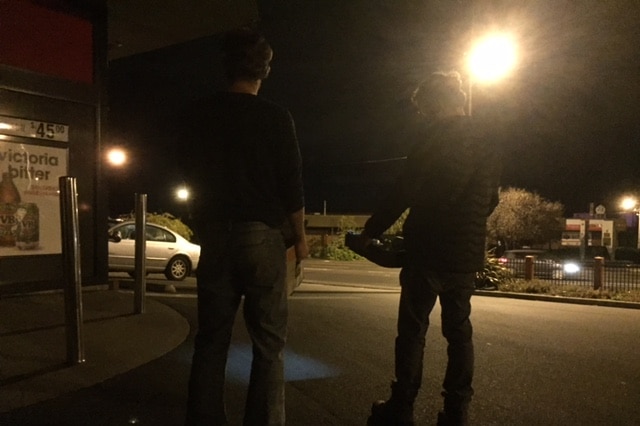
[593,256,604,290]
[59,176,85,365]
[134,193,147,314]
[524,255,534,281]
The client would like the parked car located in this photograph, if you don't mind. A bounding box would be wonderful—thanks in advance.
[108,221,200,281]
[498,249,581,280]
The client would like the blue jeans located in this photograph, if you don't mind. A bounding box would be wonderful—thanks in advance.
[395,264,475,411]
[186,222,288,426]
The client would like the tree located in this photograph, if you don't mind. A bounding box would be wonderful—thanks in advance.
[487,187,564,249]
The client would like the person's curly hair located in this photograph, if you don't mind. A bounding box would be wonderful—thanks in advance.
[411,71,467,116]
[222,27,273,81]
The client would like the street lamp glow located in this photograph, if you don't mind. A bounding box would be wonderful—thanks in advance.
[620,196,637,211]
[106,148,127,167]
[176,187,189,201]
[469,34,517,83]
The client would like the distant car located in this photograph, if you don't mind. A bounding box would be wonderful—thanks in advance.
[498,249,580,280]
[108,221,200,281]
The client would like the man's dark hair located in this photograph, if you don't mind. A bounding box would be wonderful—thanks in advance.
[222,27,273,81]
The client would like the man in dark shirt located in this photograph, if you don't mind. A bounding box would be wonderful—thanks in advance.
[184,27,308,426]
[363,71,500,426]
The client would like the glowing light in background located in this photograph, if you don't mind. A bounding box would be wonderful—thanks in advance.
[469,33,517,83]
[106,148,127,167]
[176,187,190,202]
[620,196,637,211]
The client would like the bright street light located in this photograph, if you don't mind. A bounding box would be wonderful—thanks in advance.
[621,196,637,212]
[106,148,127,167]
[176,187,189,202]
[468,33,517,84]
[466,32,518,116]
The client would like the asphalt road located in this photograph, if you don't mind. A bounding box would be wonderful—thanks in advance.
[302,259,401,289]
[108,258,401,292]
[3,263,640,425]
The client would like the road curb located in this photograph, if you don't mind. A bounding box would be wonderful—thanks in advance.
[474,289,640,310]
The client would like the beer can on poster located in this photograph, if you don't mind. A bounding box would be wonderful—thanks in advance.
[0,203,18,246]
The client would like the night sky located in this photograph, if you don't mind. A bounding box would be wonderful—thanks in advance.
[107,1,640,220]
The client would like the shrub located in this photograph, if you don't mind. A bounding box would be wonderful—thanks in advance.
[475,252,512,289]
[324,234,364,261]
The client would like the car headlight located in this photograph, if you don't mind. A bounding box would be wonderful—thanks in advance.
[563,262,580,274]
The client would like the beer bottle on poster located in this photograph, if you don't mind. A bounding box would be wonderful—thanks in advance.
[0,172,21,246]
[15,203,39,250]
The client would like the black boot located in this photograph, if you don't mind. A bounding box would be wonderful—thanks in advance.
[437,394,469,426]
[367,382,417,426]
[436,410,469,426]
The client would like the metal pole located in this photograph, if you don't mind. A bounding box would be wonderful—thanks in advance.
[467,77,473,116]
[524,255,534,281]
[468,0,475,117]
[593,256,604,290]
[134,193,147,314]
[580,219,589,262]
[59,176,85,365]
[636,212,640,250]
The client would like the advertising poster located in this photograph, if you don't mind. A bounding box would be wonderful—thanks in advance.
[0,141,66,256]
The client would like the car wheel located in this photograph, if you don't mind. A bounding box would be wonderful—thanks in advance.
[165,256,191,281]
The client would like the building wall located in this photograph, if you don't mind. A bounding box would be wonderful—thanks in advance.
[0,1,108,295]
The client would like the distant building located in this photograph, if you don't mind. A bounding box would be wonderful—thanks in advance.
[305,214,369,237]
[562,218,627,256]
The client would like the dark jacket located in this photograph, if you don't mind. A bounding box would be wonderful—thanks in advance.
[364,116,500,273]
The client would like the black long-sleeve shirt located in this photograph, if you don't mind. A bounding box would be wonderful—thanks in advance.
[364,116,500,273]
[183,91,304,231]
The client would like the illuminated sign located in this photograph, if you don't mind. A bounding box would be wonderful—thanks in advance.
[0,141,66,256]
[0,116,69,142]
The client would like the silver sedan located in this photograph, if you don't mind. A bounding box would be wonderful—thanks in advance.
[108,221,200,281]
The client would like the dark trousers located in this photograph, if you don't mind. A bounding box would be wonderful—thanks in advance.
[185,223,288,426]
[395,264,475,411]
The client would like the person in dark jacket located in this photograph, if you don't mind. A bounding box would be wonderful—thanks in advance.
[363,71,501,426]
[184,27,308,426]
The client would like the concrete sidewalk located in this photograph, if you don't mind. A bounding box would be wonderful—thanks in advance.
[0,279,396,415]
[0,289,189,413]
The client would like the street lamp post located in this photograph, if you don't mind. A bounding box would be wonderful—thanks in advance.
[175,185,191,221]
[104,147,128,218]
[621,196,640,250]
